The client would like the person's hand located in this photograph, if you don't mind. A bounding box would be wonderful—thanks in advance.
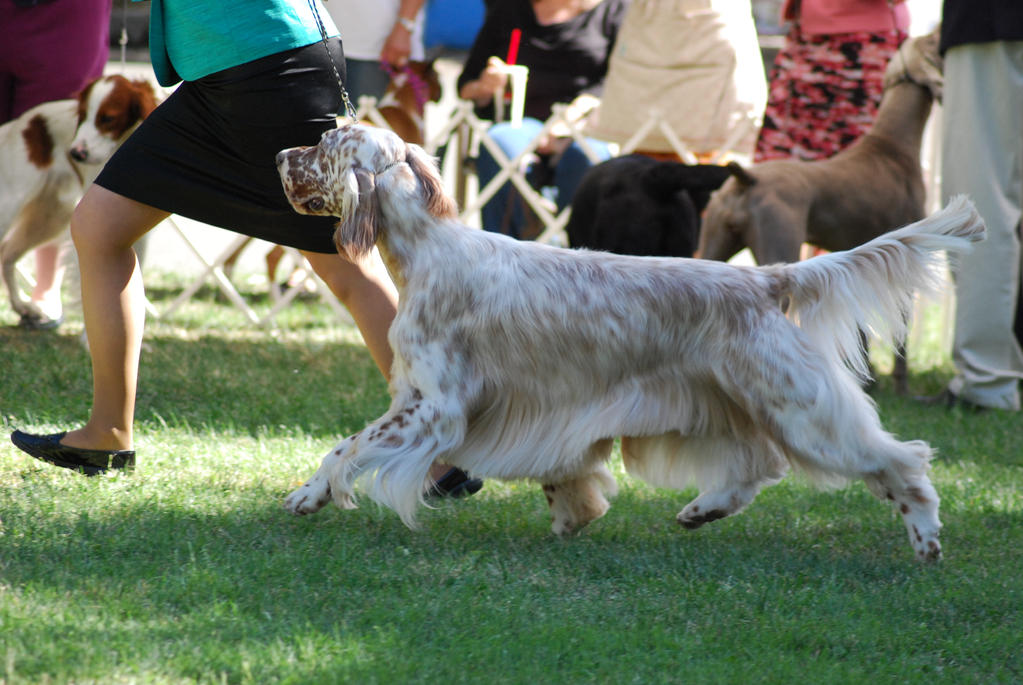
[563,93,600,124]
[548,93,601,138]
[460,56,510,103]
[381,20,414,66]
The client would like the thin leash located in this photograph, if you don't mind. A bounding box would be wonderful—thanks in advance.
[119,0,129,71]
[307,0,358,121]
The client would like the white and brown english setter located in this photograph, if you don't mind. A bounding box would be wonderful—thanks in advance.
[276,123,984,561]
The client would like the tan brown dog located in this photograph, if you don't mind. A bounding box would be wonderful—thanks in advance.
[697,30,943,393]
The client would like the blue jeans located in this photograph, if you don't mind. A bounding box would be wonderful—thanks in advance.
[344,58,391,102]
[475,118,612,238]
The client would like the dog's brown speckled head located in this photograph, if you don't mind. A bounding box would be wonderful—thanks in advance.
[276,124,456,260]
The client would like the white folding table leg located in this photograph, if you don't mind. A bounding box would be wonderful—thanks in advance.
[256,247,353,327]
[160,219,260,323]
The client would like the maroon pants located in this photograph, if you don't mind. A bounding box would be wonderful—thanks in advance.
[0,0,112,122]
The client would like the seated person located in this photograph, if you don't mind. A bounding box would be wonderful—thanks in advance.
[587,0,766,163]
[457,0,627,239]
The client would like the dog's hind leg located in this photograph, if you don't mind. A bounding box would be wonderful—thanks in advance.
[861,328,910,395]
[769,383,942,561]
[891,343,909,395]
[543,439,617,535]
[861,440,942,562]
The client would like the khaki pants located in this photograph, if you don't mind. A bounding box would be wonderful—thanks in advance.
[942,41,1023,410]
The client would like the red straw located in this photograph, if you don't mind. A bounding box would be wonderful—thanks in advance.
[506,28,521,65]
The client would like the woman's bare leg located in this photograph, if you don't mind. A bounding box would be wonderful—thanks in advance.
[61,185,169,452]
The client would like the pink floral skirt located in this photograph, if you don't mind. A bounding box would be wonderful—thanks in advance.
[754,25,907,162]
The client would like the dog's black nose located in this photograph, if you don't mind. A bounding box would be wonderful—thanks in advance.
[70,146,88,163]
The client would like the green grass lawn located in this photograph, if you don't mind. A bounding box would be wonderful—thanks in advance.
[1,271,1021,684]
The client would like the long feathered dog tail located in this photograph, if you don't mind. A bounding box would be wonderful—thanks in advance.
[775,195,985,379]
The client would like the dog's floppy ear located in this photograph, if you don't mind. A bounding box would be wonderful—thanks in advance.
[645,163,734,203]
[727,161,757,188]
[334,167,379,260]
[405,143,457,219]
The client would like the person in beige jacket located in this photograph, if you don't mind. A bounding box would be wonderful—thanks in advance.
[587,0,767,163]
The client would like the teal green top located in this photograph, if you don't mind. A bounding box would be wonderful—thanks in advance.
[137,0,339,86]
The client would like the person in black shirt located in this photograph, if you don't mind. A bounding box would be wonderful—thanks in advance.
[457,0,628,238]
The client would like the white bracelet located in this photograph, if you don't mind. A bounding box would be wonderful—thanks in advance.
[397,16,415,32]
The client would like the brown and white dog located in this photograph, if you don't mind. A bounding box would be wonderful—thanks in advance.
[276,123,985,561]
[367,60,442,147]
[696,31,944,392]
[0,74,157,325]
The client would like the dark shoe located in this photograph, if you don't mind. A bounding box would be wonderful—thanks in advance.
[10,430,135,476]
[426,467,483,498]
[278,281,318,300]
[913,389,988,413]
[17,313,63,331]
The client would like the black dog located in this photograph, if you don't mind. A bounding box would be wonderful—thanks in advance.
[566,154,732,257]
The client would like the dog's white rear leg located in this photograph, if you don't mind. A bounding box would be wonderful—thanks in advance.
[543,439,617,535]
[285,434,359,515]
[772,388,942,561]
[862,441,942,562]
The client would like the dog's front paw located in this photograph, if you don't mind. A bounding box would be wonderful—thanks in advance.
[284,475,332,515]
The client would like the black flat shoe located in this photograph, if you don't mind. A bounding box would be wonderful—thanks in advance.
[10,430,135,476]
[913,389,988,413]
[426,467,483,498]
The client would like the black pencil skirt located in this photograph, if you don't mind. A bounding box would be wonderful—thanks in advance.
[96,38,347,254]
